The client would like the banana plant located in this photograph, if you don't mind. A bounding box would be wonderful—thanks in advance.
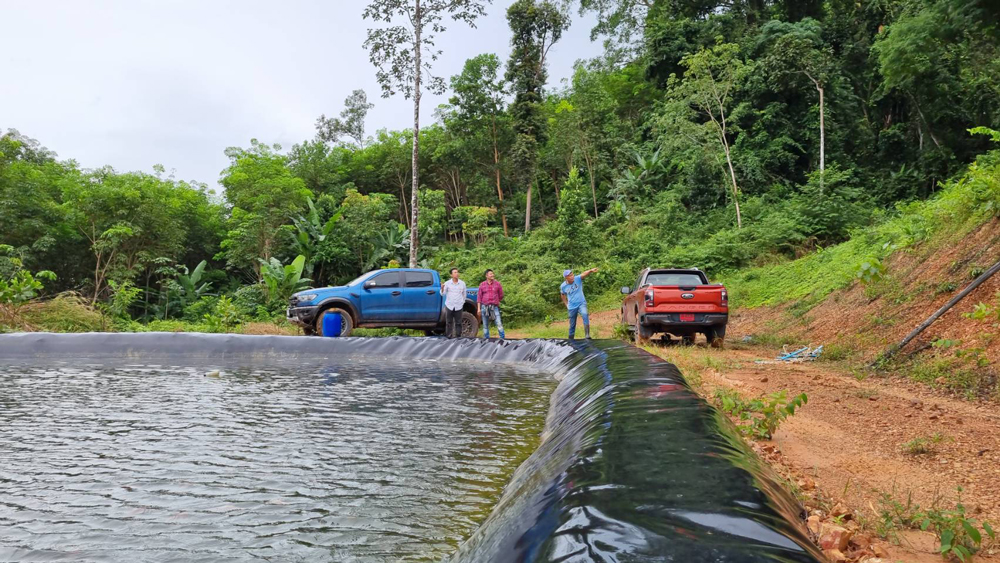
[176,260,211,303]
[364,223,410,270]
[292,197,343,276]
[259,255,312,304]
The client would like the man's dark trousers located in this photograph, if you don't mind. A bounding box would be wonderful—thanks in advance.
[446,308,463,338]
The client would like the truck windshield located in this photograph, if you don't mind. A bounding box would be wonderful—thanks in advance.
[646,272,705,286]
[346,271,378,287]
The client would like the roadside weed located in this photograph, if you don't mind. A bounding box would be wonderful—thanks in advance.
[714,388,808,439]
[876,488,995,561]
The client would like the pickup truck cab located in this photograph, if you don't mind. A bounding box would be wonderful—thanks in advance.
[287,268,480,337]
[621,268,728,346]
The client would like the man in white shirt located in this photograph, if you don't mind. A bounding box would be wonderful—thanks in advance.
[441,267,467,338]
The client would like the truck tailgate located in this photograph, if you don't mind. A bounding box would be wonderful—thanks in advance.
[648,286,728,313]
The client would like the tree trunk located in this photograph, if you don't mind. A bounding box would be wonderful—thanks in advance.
[583,149,598,218]
[492,119,508,237]
[409,0,422,268]
[524,181,533,233]
[399,179,410,227]
[721,140,742,229]
[818,84,825,193]
[806,73,826,194]
[551,170,560,205]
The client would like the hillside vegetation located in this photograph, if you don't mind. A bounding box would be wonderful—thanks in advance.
[3,0,1000,336]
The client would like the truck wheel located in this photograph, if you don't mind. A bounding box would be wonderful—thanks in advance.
[316,308,353,337]
[705,326,726,349]
[633,312,653,342]
[460,311,479,338]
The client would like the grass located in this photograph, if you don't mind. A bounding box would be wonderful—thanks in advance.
[724,157,997,312]
[901,433,949,455]
[14,293,104,332]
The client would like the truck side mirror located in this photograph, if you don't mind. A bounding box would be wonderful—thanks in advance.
[621,286,631,294]
[364,281,377,289]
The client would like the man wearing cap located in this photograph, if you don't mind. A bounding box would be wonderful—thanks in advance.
[560,267,598,340]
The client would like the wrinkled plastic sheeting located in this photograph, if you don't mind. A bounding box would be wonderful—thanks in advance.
[0,333,824,563]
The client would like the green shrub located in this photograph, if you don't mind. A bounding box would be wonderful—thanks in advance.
[203,296,243,333]
[715,388,808,439]
[233,284,275,318]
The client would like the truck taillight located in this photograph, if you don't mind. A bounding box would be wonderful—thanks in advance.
[721,290,728,305]
[644,289,654,307]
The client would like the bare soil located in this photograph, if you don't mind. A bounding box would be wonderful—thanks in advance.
[645,335,1000,562]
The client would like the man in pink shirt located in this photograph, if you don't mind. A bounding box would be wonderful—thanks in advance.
[477,269,505,340]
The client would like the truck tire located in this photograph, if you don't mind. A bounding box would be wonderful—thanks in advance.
[633,310,653,342]
[316,308,353,337]
[706,326,726,348]
[460,311,479,338]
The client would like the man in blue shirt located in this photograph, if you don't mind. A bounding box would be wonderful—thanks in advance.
[560,267,598,340]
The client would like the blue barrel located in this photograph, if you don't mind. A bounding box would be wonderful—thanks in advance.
[322,312,342,337]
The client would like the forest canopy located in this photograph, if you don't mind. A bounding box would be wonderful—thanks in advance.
[3,0,999,327]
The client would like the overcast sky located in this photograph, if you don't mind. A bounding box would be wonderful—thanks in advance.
[2,0,602,188]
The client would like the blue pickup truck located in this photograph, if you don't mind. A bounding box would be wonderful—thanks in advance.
[286,268,480,337]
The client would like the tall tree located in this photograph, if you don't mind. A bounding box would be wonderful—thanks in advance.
[505,0,568,232]
[363,0,490,266]
[669,42,748,228]
[219,140,312,275]
[448,54,512,236]
[757,19,835,191]
[576,0,652,59]
[315,89,375,149]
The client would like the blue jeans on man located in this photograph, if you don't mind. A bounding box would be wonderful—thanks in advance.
[567,303,590,340]
[482,304,505,339]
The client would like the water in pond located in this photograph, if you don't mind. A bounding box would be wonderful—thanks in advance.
[0,358,555,562]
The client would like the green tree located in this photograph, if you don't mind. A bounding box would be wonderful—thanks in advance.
[219,140,312,274]
[757,19,836,190]
[668,42,749,228]
[315,89,375,149]
[61,169,204,303]
[553,168,594,261]
[337,188,397,269]
[448,53,513,236]
[368,129,415,225]
[418,189,447,243]
[506,0,568,232]
[363,0,490,267]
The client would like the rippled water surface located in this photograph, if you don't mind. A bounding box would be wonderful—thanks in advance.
[0,359,554,562]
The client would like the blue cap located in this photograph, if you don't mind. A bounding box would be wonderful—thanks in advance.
[563,269,573,278]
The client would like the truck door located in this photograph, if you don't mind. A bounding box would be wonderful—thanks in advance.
[402,271,442,322]
[360,271,402,321]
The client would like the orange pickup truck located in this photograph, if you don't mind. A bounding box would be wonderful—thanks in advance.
[620,268,729,346]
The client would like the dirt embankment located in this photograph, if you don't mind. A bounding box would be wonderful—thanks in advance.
[738,218,1000,392]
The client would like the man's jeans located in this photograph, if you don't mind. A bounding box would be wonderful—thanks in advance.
[567,303,590,339]
[481,305,505,339]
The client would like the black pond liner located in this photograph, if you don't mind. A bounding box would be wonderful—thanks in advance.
[0,333,825,563]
